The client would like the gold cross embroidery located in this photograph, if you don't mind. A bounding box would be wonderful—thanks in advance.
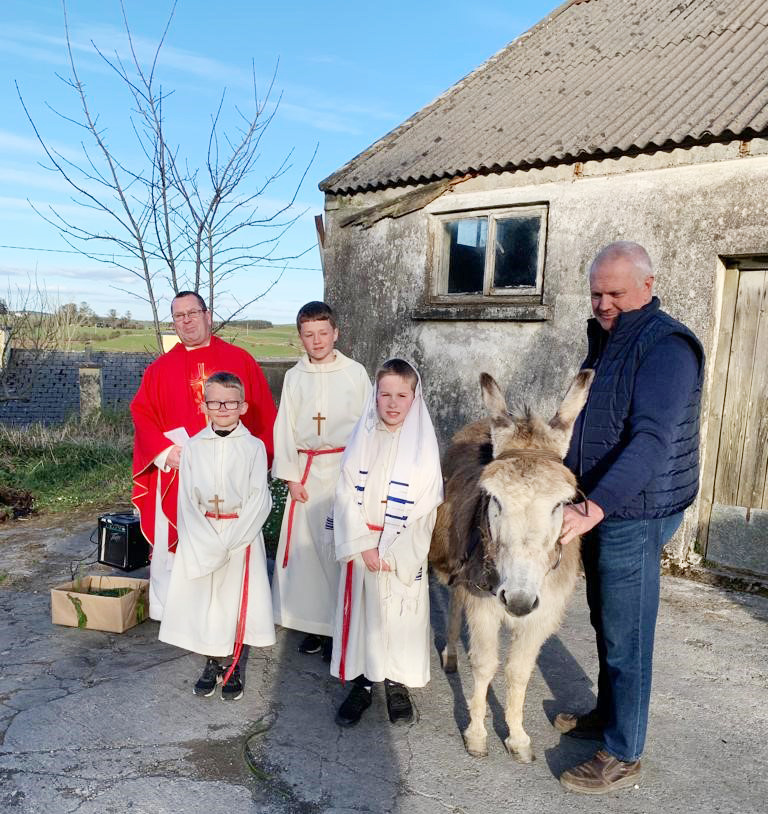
[313,412,326,435]
[207,494,224,519]
[190,362,209,414]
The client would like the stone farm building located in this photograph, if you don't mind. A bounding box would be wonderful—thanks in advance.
[319,0,768,579]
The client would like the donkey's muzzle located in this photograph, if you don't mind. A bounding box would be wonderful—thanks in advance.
[498,589,540,617]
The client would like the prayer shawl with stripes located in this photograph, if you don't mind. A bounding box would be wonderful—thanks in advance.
[333,367,443,562]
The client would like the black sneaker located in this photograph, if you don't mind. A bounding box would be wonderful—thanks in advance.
[385,681,413,725]
[194,658,222,697]
[335,684,372,727]
[321,636,333,663]
[221,663,243,701]
[298,634,322,655]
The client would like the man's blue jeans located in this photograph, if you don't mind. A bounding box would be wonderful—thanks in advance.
[581,512,683,762]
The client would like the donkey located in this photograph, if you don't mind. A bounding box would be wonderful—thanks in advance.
[430,369,593,763]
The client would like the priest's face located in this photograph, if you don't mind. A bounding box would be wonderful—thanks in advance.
[299,318,338,364]
[203,382,248,430]
[172,294,212,348]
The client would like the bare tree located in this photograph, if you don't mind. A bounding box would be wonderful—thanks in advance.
[2,277,87,355]
[0,277,91,401]
[16,0,314,352]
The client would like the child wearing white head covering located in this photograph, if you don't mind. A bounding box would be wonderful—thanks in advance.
[330,359,443,727]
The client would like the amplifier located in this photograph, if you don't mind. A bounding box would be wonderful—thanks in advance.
[97,513,151,572]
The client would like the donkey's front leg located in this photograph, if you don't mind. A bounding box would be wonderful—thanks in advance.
[502,624,541,763]
[441,585,465,673]
[463,596,501,757]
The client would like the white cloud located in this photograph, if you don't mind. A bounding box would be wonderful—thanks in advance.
[0,131,49,156]
[0,166,71,193]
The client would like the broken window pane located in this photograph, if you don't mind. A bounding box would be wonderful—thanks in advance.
[446,218,486,294]
[493,216,540,289]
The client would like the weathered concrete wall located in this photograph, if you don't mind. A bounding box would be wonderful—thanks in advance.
[323,139,768,565]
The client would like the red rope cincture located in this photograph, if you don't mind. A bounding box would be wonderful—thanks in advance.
[204,511,239,519]
[282,447,345,568]
[339,523,384,684]
[221,544,250,688]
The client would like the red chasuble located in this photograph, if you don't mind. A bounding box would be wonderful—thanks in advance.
[130,336,276,553]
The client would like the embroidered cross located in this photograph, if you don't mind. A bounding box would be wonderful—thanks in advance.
[190,363,209,414]
[313,412,326,435]
[207,494,224,519]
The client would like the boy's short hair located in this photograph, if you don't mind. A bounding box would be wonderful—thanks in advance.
[205,371,245,399]
[375,358,418,391]
[172,290,207,311]
[296,301,336,331]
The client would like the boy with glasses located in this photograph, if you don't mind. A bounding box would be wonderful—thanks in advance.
[159,371,275,700]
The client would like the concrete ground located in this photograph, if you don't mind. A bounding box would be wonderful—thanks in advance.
[0,512,766,814]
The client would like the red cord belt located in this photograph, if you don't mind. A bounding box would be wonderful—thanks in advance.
[281,447,345,568]
[339,523,384,684]
[221,542,250,688]
[203,509,244,685]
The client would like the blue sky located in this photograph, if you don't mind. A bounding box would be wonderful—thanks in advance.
[0,0,560,323]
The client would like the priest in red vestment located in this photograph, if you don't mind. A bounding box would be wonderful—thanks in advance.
[131,291,277,620]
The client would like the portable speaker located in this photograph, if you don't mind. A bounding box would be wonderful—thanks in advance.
[97,513,151,571]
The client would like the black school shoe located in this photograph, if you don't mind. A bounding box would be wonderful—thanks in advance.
[385,680,414,725]
[221,663,243,701]
[193,657,222,697]
[298,634,323,655]
[321,637,333,663]
[335,684,372,727]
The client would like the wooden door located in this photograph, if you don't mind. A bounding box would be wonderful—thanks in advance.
[701,266,768,575]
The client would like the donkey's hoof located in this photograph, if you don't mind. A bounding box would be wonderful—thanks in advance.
[441,648,458,673]
[504,737,535,764]
[463,732,488,757]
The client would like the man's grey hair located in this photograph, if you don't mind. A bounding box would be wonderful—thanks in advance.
[589,241,654,286]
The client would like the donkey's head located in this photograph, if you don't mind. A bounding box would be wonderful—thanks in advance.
[477,370,593,616]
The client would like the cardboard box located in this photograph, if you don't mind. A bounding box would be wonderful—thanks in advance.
[51,575,149,633]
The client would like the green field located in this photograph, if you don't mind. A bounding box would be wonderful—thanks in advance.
[68,324,302,358]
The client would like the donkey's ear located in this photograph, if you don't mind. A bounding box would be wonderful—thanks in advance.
[481,373,517,458]
[549,369,594,443]
[480,373,511,425]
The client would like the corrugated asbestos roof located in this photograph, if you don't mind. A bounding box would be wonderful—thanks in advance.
[320,0,768,194]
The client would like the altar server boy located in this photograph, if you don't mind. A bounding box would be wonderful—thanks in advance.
[331,359,443,726]
[159,371,275,701]
[271,302,371,658]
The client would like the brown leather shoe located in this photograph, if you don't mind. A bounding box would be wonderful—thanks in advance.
[553,708,606,740]
[560,749,641,795]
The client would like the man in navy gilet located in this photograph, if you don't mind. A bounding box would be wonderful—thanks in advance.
[556,241,704,795]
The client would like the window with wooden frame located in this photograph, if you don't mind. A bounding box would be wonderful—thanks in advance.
[416,204,551,321]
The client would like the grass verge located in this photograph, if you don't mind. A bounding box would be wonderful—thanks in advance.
[0,412,287,550]
[0,412,134,514]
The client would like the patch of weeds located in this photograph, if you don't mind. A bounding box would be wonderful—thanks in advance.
[0,411,134,514]
[0,570,9,585]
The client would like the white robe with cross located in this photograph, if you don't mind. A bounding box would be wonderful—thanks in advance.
[330,424,436,687]
[158,422,275,656]
[271,351,371,636]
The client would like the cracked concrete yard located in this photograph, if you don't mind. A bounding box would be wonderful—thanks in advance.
[0,513,766,813]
